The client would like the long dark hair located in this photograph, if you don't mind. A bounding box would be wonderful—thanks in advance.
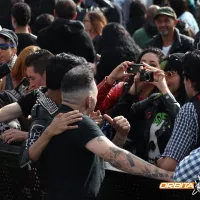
[126,1,147,35]
[96,23,141,84]
[163,53,188,106]
[137,47,165,63]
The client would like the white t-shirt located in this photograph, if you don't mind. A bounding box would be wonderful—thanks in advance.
[162,45,171,56]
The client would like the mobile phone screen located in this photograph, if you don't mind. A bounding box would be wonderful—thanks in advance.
[15,77,30,96]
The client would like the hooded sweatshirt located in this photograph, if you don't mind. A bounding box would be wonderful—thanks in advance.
[37,19,95,62]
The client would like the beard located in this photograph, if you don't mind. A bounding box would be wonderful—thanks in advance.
[159,30,169,36]
[158,26,169,36]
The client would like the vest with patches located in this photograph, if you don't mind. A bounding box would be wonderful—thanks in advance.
[31,89,59,123]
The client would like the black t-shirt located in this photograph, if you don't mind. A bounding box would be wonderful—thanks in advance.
[16,33,37,55]
[17,87,47,117]
[46,104,105,200]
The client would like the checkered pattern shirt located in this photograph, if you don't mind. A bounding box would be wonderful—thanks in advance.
[162,102,199,162]
[173,147,200,182]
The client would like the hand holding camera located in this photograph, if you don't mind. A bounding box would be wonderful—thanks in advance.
[128,62,168,96]
[107,61,134,85]
[142,62,170,95]
[128,63,154,95]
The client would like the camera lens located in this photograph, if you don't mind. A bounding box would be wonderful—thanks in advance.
[144,72,151,82]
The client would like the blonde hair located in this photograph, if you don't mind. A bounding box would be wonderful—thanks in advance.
[87,10,107,35]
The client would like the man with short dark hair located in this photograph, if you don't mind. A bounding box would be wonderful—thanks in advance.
[1,49,53,144]
[34,14,54,35]
[157,50,200,172]
[146,6,194,55]
[37,0,95,63]
[19,53,88,166]
[11,2,37,54]
[45,64,173,200]
[25,49,53,91]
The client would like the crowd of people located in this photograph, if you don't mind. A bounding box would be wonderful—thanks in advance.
[0,0,200,199]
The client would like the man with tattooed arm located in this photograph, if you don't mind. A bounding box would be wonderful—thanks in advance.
[45,64,173,200]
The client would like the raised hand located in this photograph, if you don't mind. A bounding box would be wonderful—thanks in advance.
[107,61,134,85]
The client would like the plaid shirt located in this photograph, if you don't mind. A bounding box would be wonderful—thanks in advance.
[162,102,199,162]
[173,147,200,182]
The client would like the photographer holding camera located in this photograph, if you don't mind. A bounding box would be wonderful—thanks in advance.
[96,48,165,115]
[112,53,186,164]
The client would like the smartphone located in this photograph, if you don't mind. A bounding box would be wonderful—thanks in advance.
[15,77,30,96]
[126,64,143,74]
[0,63,11,79]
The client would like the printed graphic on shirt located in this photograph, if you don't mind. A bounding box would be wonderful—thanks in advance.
[148,112,168,164]
[25,124,44,149]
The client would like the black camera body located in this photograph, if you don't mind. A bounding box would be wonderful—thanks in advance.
[126,64,143,74]
[140,70,154,82]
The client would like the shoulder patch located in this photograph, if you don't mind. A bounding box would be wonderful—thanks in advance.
[36,90,58,115]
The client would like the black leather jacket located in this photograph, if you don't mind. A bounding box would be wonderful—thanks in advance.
[19,90,58,168]
[146,28,194,54]
[112,90,180,163]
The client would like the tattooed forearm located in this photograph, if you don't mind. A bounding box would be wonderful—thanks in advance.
[112,134,125,147]
[126,153,135,167]
[104,146,173,181]
[137,166,169,178]
[110,147,123,158]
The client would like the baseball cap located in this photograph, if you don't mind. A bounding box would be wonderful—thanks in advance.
[154,6,177,20]
[162,53,184,75]
[0,28,18,48]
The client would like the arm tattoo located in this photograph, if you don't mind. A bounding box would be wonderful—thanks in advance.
[105,146,172,181]
[126,153,135,167]
[139,166,172,179]
[110,147,123,157]
[112,135,125,148]
[108,147,123,168]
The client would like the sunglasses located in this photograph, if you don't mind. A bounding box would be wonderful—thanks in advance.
[0,43,14,50]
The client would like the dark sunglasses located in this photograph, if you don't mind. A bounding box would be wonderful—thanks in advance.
[0,43,14,50]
